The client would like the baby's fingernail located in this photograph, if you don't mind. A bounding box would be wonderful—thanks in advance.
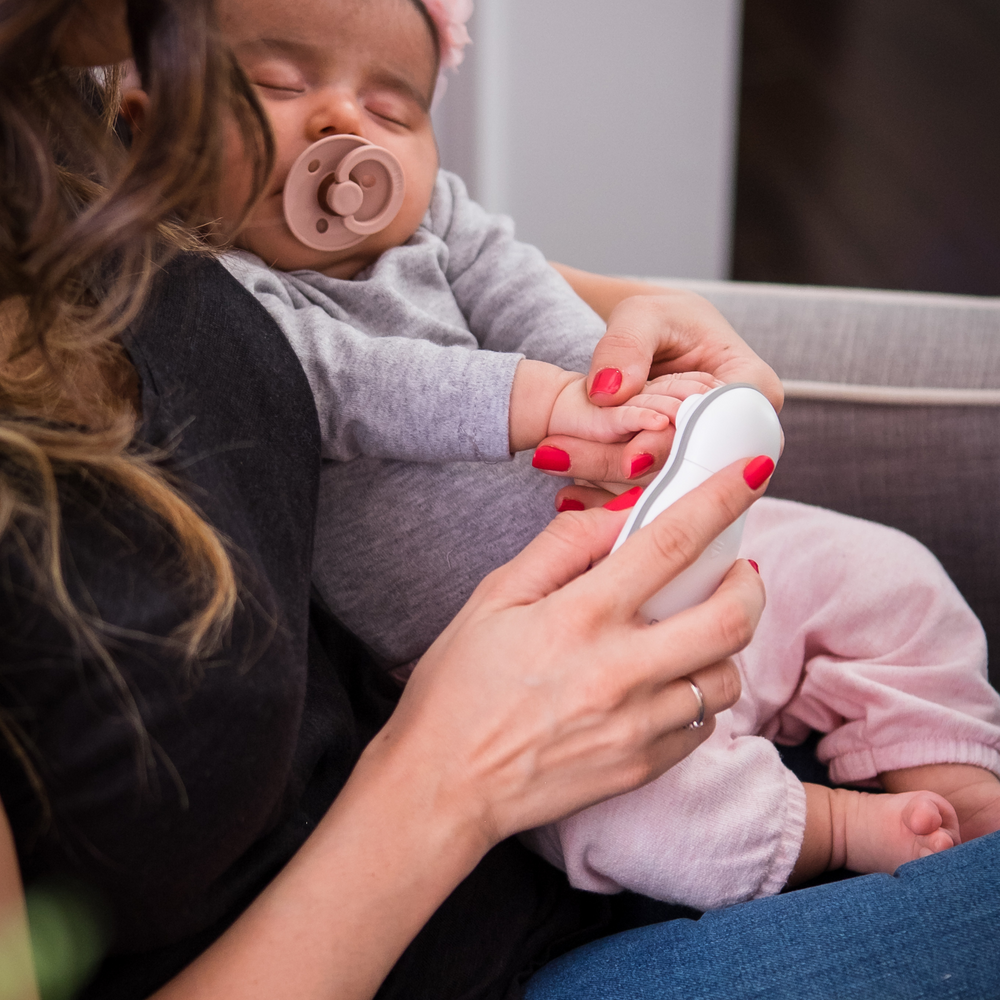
[533,445,571,472]
[712,377,726,388]
[557,498,586,512]
[629,453,655,478]
[748,559,760,574]
[590,368,623,397]
[604,486,644,511]
[743,455,775,490]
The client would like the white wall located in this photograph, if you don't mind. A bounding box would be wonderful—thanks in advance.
[433,0,743,279]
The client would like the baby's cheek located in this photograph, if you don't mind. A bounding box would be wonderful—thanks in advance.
[214,131,262,232]
[403,157,439,227]
[383,176,435,247]
[236,214,330,273]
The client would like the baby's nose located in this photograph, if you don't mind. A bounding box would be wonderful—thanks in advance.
[308,91,364,140]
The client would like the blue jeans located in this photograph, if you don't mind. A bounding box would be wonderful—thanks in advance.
[525,831,1000,999]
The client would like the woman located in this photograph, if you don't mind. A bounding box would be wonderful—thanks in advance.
[0,3,995,1000]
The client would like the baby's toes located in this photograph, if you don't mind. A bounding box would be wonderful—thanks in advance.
[916,826,956,858]
[903,791,961,845]
[903,794,944,836]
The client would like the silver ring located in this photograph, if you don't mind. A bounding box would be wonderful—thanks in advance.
[685,679,706,729]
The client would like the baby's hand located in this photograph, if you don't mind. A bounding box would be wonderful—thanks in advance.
[543,372,716,484]
[547,376,672,442]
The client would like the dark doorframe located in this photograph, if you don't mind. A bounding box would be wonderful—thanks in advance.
[733,0,1000,295]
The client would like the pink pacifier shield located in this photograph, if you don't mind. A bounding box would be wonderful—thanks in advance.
[283,135,406,252]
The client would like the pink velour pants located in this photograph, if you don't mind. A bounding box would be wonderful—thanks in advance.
[525,498,1000,911]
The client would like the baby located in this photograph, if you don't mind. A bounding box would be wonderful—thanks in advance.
[162,0,1000,909]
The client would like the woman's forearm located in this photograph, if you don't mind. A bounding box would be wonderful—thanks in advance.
[551,262,687,323]
[153,736,488,1000]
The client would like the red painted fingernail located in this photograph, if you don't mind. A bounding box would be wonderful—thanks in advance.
[748,559,760,574]
[743,455,775,490]
[557,498,586,512]
[533,445,571,472]
[590,368,623,397]
[604,486,644,511]
[629,453,655,478]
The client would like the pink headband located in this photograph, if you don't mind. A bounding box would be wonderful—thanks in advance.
[421,0,473,72]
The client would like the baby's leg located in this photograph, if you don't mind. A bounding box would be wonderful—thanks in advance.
[790,784,960,885]
[524,715,809,911]
[738,498,1000,794]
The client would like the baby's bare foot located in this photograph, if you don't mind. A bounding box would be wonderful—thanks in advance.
[881,764,1000,843]
[837,788,960,874]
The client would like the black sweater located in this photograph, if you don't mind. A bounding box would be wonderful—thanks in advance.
[0,257,667,1000]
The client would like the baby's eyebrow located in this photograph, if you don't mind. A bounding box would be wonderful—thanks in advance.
[233,37,318,64]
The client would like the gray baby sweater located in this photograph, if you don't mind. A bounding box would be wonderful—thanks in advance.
[223,170,606,665]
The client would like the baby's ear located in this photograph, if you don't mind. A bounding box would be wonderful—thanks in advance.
[119,88,149,133]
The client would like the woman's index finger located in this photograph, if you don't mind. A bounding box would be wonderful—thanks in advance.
[576,459,767,619]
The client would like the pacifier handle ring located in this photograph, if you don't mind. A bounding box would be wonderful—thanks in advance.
[329,145,405,235]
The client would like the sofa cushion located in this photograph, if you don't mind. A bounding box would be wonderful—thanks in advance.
[656,279,1000,688]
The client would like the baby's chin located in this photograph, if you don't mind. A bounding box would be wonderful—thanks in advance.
[235,229,381,280]
[234,197,429,279]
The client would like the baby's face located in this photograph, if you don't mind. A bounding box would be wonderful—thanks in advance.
[218,0,439,278]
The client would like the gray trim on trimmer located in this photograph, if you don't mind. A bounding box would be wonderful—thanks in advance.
[625,382,755,542]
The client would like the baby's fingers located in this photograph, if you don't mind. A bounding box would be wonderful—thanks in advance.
[556,403,672,446]
[640,374,719,402]
[604,404,672,438]
[648,371,720,390]
[621,393,682,420]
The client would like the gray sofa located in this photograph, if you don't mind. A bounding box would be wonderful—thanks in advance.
[652,279,1000,689]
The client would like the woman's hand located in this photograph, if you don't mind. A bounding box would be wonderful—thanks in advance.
[374,457,767,847]
[539,266,784,484]
[587,292,783,408]
[154,460,768,1000]
[551,265,782,408]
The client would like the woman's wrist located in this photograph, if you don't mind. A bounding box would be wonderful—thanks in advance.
[350,720,498,868]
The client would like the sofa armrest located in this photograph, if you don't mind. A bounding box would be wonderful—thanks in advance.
[643,279,1000,687]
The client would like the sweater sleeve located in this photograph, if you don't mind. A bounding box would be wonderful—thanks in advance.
[221,251,518,463]
[426,172,607,375]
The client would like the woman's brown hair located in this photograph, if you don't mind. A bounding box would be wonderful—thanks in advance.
[0,0,274,794]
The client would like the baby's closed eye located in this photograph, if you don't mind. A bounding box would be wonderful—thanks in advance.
[366,105,410,128]
[246,56,308,95]
[363,90,425,129]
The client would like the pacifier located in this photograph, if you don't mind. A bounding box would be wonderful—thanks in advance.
[282,134,406,252]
